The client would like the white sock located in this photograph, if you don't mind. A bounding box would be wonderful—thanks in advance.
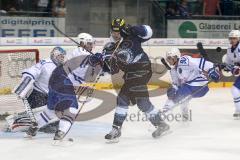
[231,86,240,112]
[59,119,72,133]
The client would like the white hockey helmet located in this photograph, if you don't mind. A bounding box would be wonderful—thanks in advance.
[50,47,66,65]
[77,33,94,45]
[228,30,240,39]
[166,47,181,58]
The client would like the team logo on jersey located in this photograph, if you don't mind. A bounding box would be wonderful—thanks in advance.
[117,48,133,64]
[40,60,46,65]
[179,57,189,66]
[120,40,133,49]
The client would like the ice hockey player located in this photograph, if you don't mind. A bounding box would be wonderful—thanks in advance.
[25,33,103,141]
[7,47,66,133]
[104,18,170,142]
[162,47,221,119]
[66,33,95,60]
[223,30,240,119]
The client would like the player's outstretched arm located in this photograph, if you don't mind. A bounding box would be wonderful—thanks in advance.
[131,25,153,42]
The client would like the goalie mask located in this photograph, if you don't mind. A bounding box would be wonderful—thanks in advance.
[50,47,66,66]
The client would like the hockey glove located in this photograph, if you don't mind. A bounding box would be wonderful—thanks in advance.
[103,42,116,55]
[208,67,221,82]
[103,55,119,75]
[89,53,103,67]
[227,64,240,76]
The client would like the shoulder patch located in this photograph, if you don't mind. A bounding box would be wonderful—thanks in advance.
[40,60,46,65]
[178,56,189,66]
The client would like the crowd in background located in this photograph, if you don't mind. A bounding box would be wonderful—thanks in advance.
[0,0,239,18]
[166,0,240,17]
[0,0,66,17]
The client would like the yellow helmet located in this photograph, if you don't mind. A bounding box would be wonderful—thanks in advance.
[111,18,126,32]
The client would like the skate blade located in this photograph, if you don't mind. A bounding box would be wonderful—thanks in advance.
[105,138,119,144]
[52,138,74,147]
[153,130,172,139]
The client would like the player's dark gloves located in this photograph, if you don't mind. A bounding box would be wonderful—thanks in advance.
[89,53,103,67]
[103,42,116,55]
[102,55,119,75]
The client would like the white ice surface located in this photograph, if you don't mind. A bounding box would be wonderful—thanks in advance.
[0,88,240,160]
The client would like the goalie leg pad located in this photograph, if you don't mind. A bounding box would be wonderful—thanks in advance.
[5,107,45,132]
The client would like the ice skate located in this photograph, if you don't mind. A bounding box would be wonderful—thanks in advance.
[152,121,170,138]
[105,125,121,143]
[233,112,240,120]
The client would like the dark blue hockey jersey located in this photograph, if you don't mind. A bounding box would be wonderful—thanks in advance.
[115,25,153,78]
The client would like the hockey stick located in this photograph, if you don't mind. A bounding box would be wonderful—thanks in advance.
[52,22,95,56]
[160,57,171,70]
[52,23,81,47]
[197,42,210,61]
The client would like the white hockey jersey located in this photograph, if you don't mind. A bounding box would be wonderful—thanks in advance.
[22,58,56,94]
[170,55,214,87]
[224,43,240,65]
[64,47,99,86]
[66,47,90,60]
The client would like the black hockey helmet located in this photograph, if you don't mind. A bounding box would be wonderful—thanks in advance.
[111,18,126,32]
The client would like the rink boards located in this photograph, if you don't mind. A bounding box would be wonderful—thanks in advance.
[0,37,234,89]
